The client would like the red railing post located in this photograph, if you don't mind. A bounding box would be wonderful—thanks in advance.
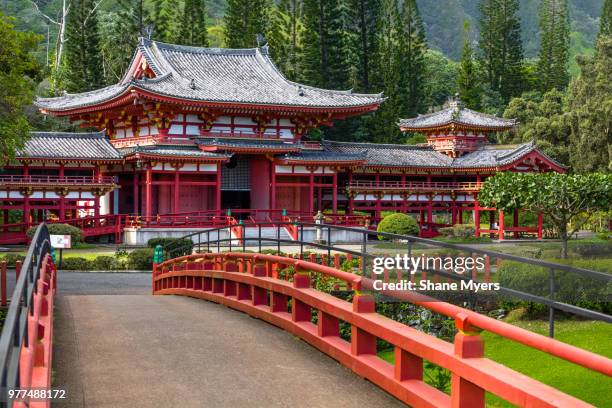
[351,294,376,356]
[292,271,311,322]
[452,313,485,408]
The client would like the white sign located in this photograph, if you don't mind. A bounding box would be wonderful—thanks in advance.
[50,235,72,249]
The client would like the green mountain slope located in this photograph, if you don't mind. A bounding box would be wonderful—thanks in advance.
[2,0,604,63]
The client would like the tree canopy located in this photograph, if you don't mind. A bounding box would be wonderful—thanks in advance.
[479,172,612,258]
[0,12,41,160]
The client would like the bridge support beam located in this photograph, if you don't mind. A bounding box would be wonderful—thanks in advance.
[452,315,485,408]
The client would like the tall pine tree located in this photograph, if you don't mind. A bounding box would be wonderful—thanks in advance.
[346,0,381,92]
[537,0,570,92]
[478,0,524,103]
[64,0,104,92]
[224,0,270,48]
[300,0,351,90]
[457,21,481,109]
[151,0,180,43]
[179,0,209,46]
[600,0,612,37]
[368,0,403,142]
[397,0,427,116]
[267,0,303,80]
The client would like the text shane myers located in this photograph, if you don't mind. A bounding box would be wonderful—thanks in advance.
[371,254,501,292]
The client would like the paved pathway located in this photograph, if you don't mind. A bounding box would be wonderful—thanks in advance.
[53,272,404,407]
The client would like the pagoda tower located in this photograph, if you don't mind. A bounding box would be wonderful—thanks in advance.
[398,95,516,157]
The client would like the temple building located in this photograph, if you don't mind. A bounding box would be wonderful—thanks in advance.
[0,39,564,244]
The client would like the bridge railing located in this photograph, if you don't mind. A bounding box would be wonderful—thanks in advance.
[164,221,612,337]
[153,251,611,407]
[0,224,57,408]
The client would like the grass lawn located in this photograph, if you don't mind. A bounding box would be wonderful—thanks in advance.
[377,318,612,407]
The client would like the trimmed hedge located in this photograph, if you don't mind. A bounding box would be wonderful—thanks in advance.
[147,237,194,258]
[92,255,115,270]
[438,224,475,239]
[60,257,92,270]
[128,248,154,270]
[26,223,84,244]
[0,253,25,267]
[498,261,611,315]
[376,213,419,239]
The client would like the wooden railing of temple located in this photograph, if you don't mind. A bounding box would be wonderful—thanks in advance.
[347,180,483,192]
[152,251,612,408]
[0,175,117,187]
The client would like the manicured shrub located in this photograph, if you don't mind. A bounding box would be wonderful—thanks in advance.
[27,223,84,244]
[376,213,419,239]
[0,253,25,267]
[147,237,193,258]
[438,224,475,239]
[60,257,93,270]
[92,255,115,270]
[128,248,155,270]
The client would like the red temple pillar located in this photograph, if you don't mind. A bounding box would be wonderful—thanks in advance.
[216,163,222,212]
[498,210,505,241]
[269,163,276,211]
[537,212,543,240]
[347,171,354,215]
[133,172,139,214]
[451,205,457,225]
[308,172,315,214]
[59,163,66,221]
[332,172,338,213]
[173,169,180,213]
[427,196,433,223]
[23,193,30,228]
[474,200,480,238]
[145,167,152,219]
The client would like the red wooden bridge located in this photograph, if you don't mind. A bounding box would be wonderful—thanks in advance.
[1,223,611,407]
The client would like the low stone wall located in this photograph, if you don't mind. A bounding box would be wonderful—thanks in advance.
[124,228,230,246]
[124,226,365,246]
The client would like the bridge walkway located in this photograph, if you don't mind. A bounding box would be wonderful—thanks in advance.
[52,272,404,407]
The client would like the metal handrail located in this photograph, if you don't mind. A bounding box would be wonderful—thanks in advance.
[163,221,612,335]
[0,223,53,407]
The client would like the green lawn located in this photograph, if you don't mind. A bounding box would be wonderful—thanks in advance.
[377,318,612,407]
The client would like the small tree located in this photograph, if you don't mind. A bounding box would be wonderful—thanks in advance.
[479,172,612,258]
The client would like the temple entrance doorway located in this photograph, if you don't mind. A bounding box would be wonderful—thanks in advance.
[221,191,250,212]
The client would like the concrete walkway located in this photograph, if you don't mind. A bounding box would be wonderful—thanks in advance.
[53,273,404,407]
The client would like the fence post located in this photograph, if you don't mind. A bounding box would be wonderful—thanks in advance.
[0,261,6,306]
[16,260,22,281]
[549,268,555,338]
[452,313,485,408]
[351,294,376,356]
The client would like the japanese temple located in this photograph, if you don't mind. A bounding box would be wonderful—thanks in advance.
[0,39,565,244]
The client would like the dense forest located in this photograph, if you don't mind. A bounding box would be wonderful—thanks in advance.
[0,0,610,174]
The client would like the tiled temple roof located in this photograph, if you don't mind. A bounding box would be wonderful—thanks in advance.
[322,140,453,167]
[196,138,299,152]
[119,144,230,160]
[399,100,516,131]
[17,132,122,160]
[320,140,560,169]
[37,39,383,112]
[280,150,366,163]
